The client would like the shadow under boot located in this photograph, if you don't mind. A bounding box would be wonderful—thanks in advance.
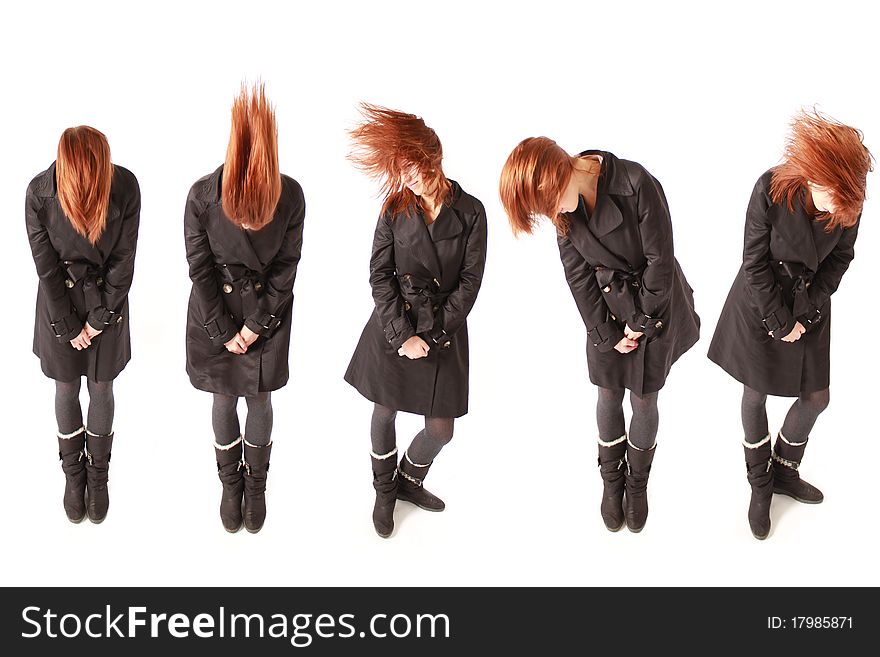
[215,436,244,533]
[624,440,656,533]
[242,441,272,534]
[598,435,627,532]
[84,430,113,524]
[371,448,399,538]
[744,435,773,540]
[772,433,823,504]
[58,427,87,523]
[397,451,445,512]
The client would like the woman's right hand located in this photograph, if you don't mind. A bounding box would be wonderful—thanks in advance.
[613,337,639,354]
[780,321,806,342]
[398,336,430,359]
[225,332,248,354]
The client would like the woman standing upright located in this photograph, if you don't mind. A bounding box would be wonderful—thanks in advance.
[500,139,699,533]
[708,111,871,540]
[344,104,488,538]
[185,84,305,534]
[27,126,140,524]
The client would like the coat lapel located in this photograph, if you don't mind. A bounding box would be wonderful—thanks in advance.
[771,191,820,272]
[47,161,106,264]
[213,165,266,271]
[395,207,442,278]
[566,151,634,272]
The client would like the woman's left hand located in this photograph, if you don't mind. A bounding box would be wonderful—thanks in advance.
[241,325,259,347]
[70,328,92,350]
[624,324,644,340]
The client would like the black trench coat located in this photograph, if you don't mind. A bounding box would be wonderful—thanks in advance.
[708,170,859,396]
[558,151,700,396]
[27,162,141,382]
[184,166,305,397]
[344,181,488,418]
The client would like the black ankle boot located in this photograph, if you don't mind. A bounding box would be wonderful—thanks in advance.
[58,427,87,523]
[772,433,823,504]
[397,451,445,512]
[624,440,656,533]
[242,441,272,533]
[371,449,399,538]
[215,437,244,533]
[744,435,773,540]
[597,435,627,532]
[84,430,113,524]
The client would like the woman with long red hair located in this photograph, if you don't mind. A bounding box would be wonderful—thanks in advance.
[26,126,141,524]
[344,103,488,538]
[184,84,305,534]
[500,140,699,533]
[708,110,872,540]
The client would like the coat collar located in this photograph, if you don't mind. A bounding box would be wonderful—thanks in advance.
[392,180,468,279]
[569,150,632,238]
[45,162,121,255]
[578,150,635,197]
[211,164,268,271]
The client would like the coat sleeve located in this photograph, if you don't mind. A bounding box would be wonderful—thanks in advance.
[742,178,796,340]
[370,213,417,350]
[184,189,235,345]
[800,218,859,328]
[557,232,624,352]
[632,173,675,337]
[87,176,141,331]
[244,181,306,338]
[25,185,82,343]
[432,203,488,347]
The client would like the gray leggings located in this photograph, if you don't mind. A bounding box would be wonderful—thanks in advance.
[370,403,454,464]
[55,378,114,435]
[742,385,830,444]
[212,392,273,446]
[597,386,659,450]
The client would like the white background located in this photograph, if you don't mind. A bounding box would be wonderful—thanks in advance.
[2,0,877,587]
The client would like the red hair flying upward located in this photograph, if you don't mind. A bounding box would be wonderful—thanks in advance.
[348,103,451,218]
[770,109,873,231]
[222,84,282,231]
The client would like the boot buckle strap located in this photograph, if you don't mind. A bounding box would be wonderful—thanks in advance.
[399,468,422,487]
[772,451,799,471]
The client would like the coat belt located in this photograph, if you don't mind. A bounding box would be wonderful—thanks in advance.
[594,266,644,324]
[217,264,266,319]
[61,260,105,311]
[771,261,814,318]
[397,273,450,334]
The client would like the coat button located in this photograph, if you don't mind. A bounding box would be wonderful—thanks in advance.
[404,273,411,281]
[603,286,611,293]
[655,320,663,329]
[97,277,104,286]
[65,279,75,288]
[254,282,263,292]
[631,280,640,288]
[442,340,451,349]
[432,304,439,311]
[116,315,123,324]
[222,283,233,294]
[433,278,440,286]
[404,302,411,311]
[611,314,616,321]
